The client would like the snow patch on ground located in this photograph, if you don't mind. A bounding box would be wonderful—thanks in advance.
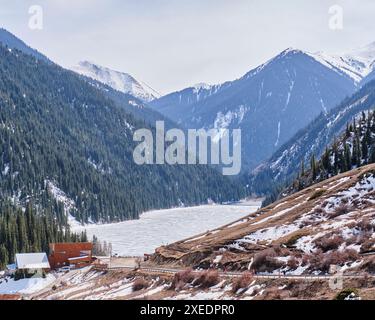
[0,274,56,294]
[237,224,300,245]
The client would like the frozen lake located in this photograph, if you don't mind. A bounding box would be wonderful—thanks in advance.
[72,200,261,256]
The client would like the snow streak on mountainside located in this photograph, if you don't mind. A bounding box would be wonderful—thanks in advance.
[72,61,161,102]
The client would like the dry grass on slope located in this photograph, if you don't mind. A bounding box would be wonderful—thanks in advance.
[152,164,375,274]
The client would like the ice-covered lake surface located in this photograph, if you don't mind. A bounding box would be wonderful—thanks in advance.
[72,200,261,256]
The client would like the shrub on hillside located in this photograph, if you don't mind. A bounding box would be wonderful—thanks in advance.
[314,234,344,252]
[309,189,325,201]
[361,257,375,273]
[287,256,299,270]
[284,234,304,247]
[360,239,375,253]
[343,249,361,262]
[357,218,373,232]
[171,268,195,290]
[308,249,359,273]
[301,254,310,266]
[132,278,149,292]
[252,248,284,273]
[194,269,220,288]
[327,204,351,218]
[231,272,253,294]
[313,206,326,215]
[307,250,325,271]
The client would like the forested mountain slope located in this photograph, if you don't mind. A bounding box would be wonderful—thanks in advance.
[263,108,375,205]
[0,45,243,225]
[249,80,375,196]
[77,74,178,130]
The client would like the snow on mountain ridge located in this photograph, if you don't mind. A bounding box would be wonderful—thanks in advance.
[193,83,212,92]
[71,61,161,102]
[309,42,375,84]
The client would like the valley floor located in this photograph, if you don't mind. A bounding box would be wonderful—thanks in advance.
[71,200,261,256]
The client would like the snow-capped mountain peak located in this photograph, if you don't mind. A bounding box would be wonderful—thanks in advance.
[71,61,161,102]
[309,42,375,84]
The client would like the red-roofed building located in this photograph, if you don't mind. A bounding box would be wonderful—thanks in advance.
[48,242,93,269]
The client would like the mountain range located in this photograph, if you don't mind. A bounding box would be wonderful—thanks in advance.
[149,44,375,171]
[2,26,375,207]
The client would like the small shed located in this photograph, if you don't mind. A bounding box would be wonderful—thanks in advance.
[15,253,50,277]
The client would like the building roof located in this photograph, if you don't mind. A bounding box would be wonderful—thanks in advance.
[15,253,50,269]
[49,242,93,251]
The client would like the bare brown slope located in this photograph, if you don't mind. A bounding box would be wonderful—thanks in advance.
[152,164,375,274]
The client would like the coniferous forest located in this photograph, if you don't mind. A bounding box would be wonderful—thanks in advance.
[0,201,87,268]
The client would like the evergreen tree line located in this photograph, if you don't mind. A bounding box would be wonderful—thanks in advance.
[0,201,87,269]
[293,110,375,191]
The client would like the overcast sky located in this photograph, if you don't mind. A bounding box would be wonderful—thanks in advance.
[1,0,375,94]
